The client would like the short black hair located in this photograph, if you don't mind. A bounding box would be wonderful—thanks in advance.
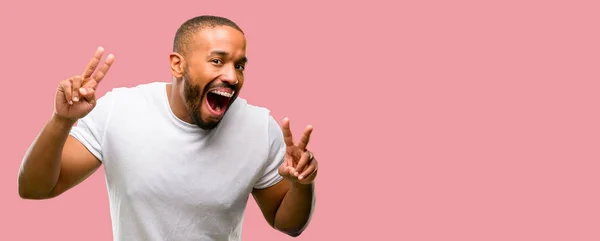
[173,15,244,56]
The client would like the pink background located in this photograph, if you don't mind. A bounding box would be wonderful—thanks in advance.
[1,0,599,240]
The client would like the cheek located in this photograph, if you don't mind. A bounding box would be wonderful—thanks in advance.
[183,82,203,106]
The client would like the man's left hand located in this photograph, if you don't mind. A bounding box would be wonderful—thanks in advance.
[278,117,318,185]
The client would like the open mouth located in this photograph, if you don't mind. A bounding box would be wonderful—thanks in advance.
[206,88,234,116]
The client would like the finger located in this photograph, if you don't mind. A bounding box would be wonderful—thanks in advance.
[60,78,73,105]
[71,75,82,102]
[91,54,115,86]
[296,125,313,151]
[286,156,294,168]
[278,163,289,177]
[82,46,105,79]
[298,163,317,181]
[281,117,294,147]
[288,166,296,177]
[79,87,95,103]
[294,151,312,175]
[278,165,295,179]
[280,157,292,169]
[82,78,98,90]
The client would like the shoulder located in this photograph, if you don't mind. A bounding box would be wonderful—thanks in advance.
[102,81,166,100]
[221,97,282,139]
[231,97,270,114]
[234,98,283,140]
[95,81,167,109]
[227,97,273,123]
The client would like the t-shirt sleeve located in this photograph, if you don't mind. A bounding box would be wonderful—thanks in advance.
[253,115,286,189]
[69,90,117,162]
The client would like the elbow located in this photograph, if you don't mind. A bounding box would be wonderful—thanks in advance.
[286,231,303,238]
[273,215,312,237]
[17,176,33,199]
[275,225,306,238]
[18,188,54,200]
[18,184,44,200]
[18,186,40,200]
[17,176,54,200]
[17,176,34,199]
[19,191,38,200]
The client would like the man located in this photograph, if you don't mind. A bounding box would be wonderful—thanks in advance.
[17,15,318,240]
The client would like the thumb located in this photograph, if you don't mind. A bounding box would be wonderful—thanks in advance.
[278,162,295,178]
[79,87,96,104]
[278,162,288,177]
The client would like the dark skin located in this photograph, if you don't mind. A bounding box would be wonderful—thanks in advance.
[18,46,113,200]
[253,118,319,236]
[168,26,318,236]
[17,26,317,237]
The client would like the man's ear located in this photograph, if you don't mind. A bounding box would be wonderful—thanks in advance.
[169,52,185,79]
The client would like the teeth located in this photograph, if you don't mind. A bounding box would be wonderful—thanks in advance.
[210,90,234,97]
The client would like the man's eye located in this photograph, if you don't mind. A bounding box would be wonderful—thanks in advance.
[236,65,245,70]
[211,59,222,64]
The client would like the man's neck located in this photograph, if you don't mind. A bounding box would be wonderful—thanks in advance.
[166,81,194,125]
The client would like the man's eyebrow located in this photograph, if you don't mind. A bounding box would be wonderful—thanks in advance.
[209,50,229,57]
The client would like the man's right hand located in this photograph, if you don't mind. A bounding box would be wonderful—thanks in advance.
[54,47,115,122]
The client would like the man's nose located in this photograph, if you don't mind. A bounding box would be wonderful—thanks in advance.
[220,66,237,85]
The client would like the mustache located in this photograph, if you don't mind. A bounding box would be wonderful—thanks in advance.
[203,81,237,95]
[208,82,236,90]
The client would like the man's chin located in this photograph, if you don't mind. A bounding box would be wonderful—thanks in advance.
[186,108,217,130]
[195,111,225,130]
[195,118,220,130]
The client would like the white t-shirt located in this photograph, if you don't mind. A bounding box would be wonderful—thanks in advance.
[69,82,286,241]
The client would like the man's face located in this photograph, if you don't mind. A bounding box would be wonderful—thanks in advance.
[181,26,247,130]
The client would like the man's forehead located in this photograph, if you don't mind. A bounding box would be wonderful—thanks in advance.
[191,26,246,52]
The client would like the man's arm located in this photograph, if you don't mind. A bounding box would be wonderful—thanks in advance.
[251,116,318,237]
[18,47,114,200]
[252,179,316,237]
[18,115,102,200]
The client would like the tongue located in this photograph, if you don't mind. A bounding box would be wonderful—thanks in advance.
[207,92,230,112]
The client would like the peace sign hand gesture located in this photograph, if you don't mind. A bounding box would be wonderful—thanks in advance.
[278,118,318,185]
[54,47,115,122]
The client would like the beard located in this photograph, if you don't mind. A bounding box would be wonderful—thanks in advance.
[182,70,221,130]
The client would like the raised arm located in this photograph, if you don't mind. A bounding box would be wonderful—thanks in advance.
[18,47,115,199]
[252,117,319,237]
